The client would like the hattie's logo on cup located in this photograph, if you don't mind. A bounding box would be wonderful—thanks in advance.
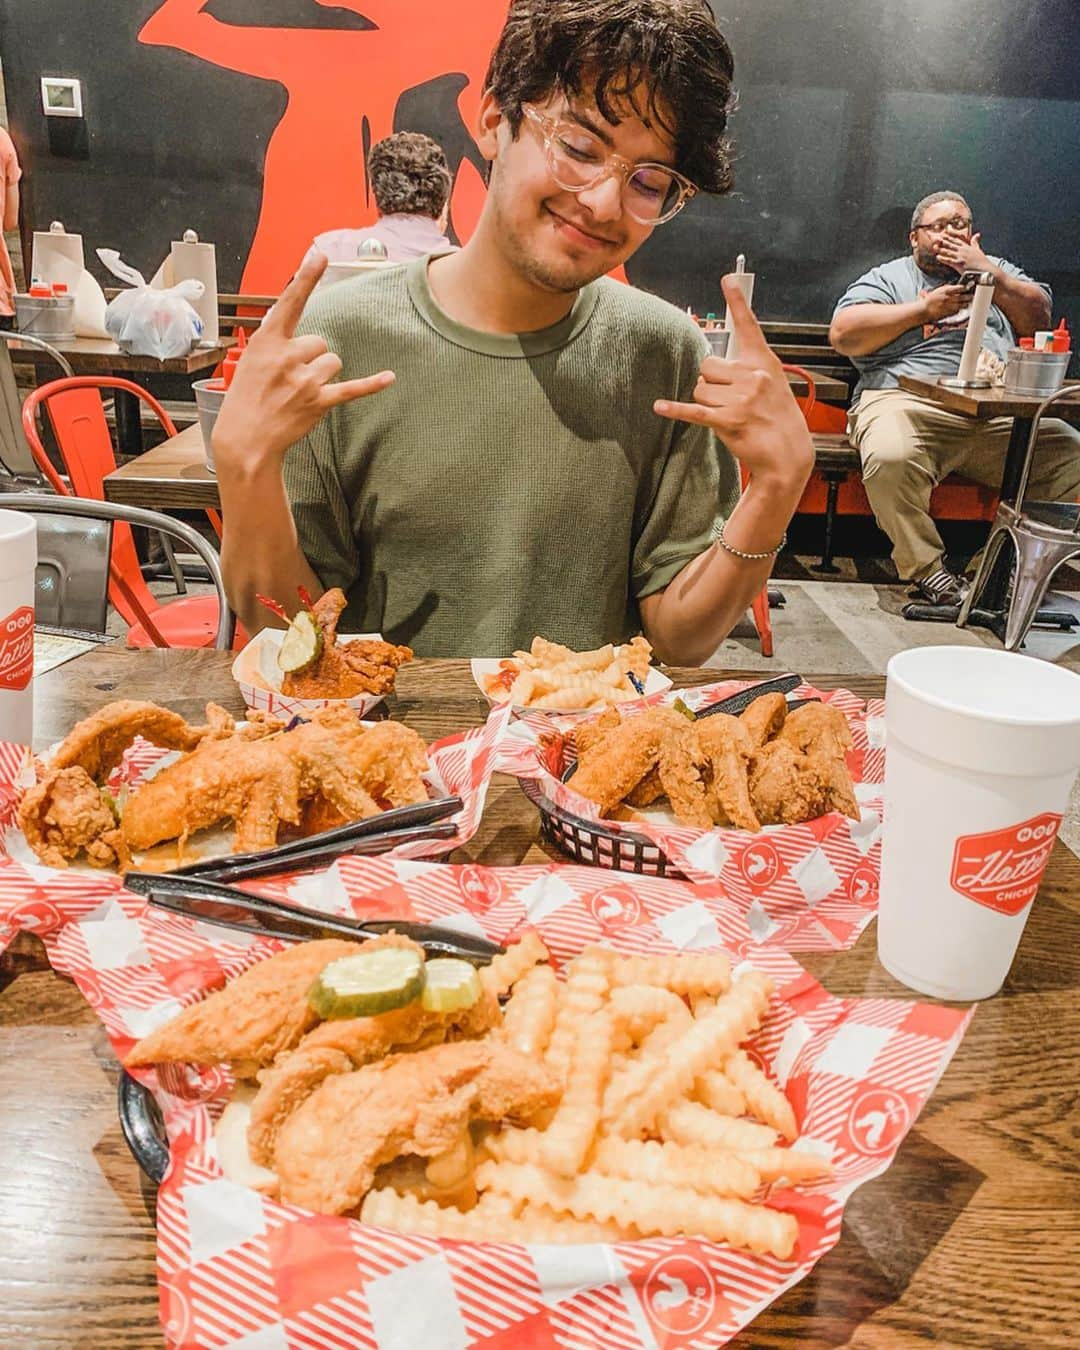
[0,605,33,692]
[950,812,1061,916]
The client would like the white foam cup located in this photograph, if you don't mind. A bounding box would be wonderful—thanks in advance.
[0,510,36,747]
[878,646,1080,1001]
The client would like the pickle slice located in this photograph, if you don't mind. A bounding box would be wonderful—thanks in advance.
[278,610,324,675]
[308,947,425,1020]
[420,958,482,1013]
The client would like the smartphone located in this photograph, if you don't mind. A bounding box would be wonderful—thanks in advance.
[956,270,983,293]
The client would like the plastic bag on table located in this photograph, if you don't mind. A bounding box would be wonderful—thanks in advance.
[96,248,204,359]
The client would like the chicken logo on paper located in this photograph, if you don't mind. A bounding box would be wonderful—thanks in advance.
[847,862,879,907]
[737,839,782,890]
[846,1088,911,1156]
[587,884,645,932]
[950,813,1061,916]
[458,864,504,915]
[641,1253,721,1338]
[0,606,33,692]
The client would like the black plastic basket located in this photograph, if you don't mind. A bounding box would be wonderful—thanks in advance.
[519,776,687,880]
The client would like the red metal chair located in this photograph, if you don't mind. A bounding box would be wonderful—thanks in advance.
[21,376,234,649]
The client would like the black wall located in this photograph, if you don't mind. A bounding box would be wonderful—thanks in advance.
[3,0,1079,324]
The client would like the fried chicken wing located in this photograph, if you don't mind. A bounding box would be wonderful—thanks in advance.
[739,693,788,748]
[16,766,130,870]
[123,937,370,1069]
[695,715,760,830]
[273,1039,560,1214]
[748,739,858,825]
[778,701,854,760]
[48,699,218,783]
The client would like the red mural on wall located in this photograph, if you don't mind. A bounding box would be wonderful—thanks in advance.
[139,0,509,292]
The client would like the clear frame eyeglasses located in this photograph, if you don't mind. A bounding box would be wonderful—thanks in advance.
[914,216,973,235]
[522,105,697,226]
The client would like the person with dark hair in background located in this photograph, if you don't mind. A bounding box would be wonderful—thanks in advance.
[0,123,22,331]
[831,190,1080,605]
[213,0,813,661]
[314,132,455,263]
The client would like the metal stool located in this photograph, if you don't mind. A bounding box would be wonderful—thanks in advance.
[958,383,1080,650]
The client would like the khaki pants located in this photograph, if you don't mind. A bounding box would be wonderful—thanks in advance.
[848,388,1080,581]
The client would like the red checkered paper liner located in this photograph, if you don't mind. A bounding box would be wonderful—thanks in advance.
[496,680,887,953]
[8,855,969,1349]
[0,701,510,953]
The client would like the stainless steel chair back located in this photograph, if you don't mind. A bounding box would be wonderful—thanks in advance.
[0,333,74,481]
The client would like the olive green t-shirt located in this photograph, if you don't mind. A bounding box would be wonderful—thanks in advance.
[284,257,738,656]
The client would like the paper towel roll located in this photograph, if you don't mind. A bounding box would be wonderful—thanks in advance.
[169,231,219,345]
[955,277,994,383]
[72,268,110,339]
[723,271,755,361]
[30,221,83,292]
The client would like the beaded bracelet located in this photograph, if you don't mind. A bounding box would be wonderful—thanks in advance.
[716,518,787,561]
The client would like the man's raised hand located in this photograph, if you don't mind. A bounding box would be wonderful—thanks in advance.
[653,273,813,486]
[211,247,395,469]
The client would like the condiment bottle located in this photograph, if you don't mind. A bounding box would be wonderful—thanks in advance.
[1051,319,1071,353]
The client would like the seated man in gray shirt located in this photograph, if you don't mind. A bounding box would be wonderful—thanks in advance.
[830,190,1080,604]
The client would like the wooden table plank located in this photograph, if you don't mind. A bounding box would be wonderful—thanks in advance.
[899,374,1080,421]
[103,424,217,511]
[5,650,1078,1347]
[7,336,233,377]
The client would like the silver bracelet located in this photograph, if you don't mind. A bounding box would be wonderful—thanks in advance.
[716,517,786,561]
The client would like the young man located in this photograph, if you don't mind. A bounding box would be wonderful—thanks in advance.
[313,132,455,264]
[214,0,813,662]
[831,190,1080,605]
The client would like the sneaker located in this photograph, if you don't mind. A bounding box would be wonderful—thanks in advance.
[910,568,968,606]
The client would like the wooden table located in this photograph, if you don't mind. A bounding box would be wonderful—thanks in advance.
[9,336,234,459]
[898,376,1080,636]
[3,650,1077,1347]
[104,424,217,511]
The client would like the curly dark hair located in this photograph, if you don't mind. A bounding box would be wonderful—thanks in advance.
[368,132,452,218]
[484,0,735,194]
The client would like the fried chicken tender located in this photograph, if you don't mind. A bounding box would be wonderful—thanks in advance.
[281,588,412,699]
[16,765,131,870]
[119,706,427,854]
[48,699,220,783]
[657,721,712,829]
[273,1039,560,1214]
[123,937,376,1070]
[739,692,788,748]
[248,987,499,1167]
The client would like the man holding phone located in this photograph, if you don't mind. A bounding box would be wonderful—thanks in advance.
[829,190,1079,604]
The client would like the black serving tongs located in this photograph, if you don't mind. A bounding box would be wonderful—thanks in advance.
[166,794,464,882]
[123,870,504,964]
[694,672,804,719]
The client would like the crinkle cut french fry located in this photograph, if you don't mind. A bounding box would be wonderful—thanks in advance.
[475,1161,797,1260]
[480,931,550,998]
[736,1147,834,1185]
[661,1101,779,1151]
[724,1048,798,1141]
[591,1137,761,1199]
[694,1069,747,1117]
[501,964,559,1058]
[608,951,731,998]
[604,971,773,1135]
[545,949,611,1082]
[361,1188,517,1239]
[609,984,693,1044]
[540,1010,615,1177]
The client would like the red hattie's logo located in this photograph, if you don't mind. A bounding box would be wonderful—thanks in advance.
[587,885,644,932]
[950,813,1061,916]
[458,865,504,914]
[737,839,781,889]
[0,606,33,691]
[642,1254,719,1337]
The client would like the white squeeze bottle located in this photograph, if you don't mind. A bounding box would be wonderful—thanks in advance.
[0,510,37,746]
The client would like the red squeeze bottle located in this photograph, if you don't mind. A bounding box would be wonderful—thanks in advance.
[221,346,243,389]
[1018,337,1035,349]
[1051,319,1071,353]
[28,282,53,298]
